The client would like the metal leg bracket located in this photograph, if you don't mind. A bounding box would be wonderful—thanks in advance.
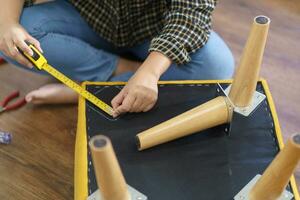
[223,85,266,117]
[234,175,294,200]
[87,184,147,200]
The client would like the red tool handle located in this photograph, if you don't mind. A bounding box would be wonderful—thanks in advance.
[0,91,20,107]
[4,98,26,111]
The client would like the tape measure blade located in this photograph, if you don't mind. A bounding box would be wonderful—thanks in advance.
[43,64,113,116]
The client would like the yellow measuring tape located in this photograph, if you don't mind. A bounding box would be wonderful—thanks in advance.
[22,43,114,116]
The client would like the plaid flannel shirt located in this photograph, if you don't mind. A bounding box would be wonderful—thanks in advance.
[24,0,216,64]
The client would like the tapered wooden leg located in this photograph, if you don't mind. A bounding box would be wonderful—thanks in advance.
[249,134,300,200]
[137,96,232,150]
[229,16,270,107]
[89,135,130,200]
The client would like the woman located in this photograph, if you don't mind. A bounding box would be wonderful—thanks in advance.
[0,0,234,117]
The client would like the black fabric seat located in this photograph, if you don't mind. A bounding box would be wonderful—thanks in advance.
[84,82,294,200]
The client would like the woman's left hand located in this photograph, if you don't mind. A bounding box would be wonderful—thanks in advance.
[111,52,172,117]
[111,68,159,117]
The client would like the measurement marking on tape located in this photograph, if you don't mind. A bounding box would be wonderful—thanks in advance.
[43,64,114,116]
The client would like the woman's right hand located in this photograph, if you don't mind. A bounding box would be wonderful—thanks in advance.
[0,23,43,68]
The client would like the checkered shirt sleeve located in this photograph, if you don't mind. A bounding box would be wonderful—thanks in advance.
[149,0,217,64]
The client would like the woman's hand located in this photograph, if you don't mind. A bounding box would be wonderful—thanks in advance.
[0,23,43,68]
[111,52,172,117]
[111,68,159,117]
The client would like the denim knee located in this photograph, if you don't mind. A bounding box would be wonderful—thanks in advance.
[19,6,50,40]
[187,32,235,80]
[21,0,73,38]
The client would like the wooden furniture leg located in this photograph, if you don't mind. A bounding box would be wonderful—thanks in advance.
[229,16,270,107]
[89,135,130,200]
[137,96,232,150]
[249,134,300,200]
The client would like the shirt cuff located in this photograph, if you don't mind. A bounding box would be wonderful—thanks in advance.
[149,35,191,65]
[24,0,35,7]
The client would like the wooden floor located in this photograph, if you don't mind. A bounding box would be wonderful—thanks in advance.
[0,0,299,199]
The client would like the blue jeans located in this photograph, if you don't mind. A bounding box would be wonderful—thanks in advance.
[1,0,234,82]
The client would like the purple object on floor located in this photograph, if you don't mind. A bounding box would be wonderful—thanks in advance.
[0,131,12,144]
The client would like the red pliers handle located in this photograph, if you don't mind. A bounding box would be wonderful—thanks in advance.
[0,91,26,113]
[0,57,5,64]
